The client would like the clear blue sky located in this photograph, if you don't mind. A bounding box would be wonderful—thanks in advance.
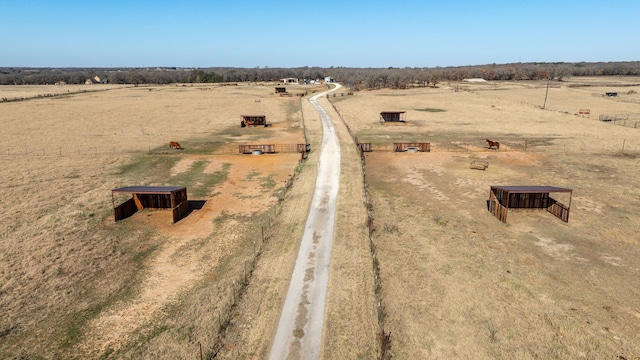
[1,0,638,68]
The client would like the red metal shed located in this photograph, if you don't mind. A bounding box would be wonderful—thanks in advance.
[488,185,572,223]
[112,186,188,223]
[380,111,406,123]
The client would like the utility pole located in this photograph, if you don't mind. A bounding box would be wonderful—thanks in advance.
[542,76,551,109]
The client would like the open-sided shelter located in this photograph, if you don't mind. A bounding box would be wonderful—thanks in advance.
[488,186,572,223]
[380,111,406,123]
[112,186,188,223]
[240,115,269,127]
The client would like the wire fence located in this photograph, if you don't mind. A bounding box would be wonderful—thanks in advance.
[202,153,304,359]
[327,96,391,359]
[329,137,637,155]
[3,120,637,160]
[0,143,310,158]
[598,113,640,129]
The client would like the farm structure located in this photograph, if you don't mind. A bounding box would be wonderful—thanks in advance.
[470,160,489,170]
[393,142,430,152]
[488,185,572,223]
[279,78,298,84]
[240,115,270,127]
[239,144,276,154]
[275,87,286,94]
[238,143,310,154]
[380,111,406,123]
[355,142,431,152]
[112,186,188,223]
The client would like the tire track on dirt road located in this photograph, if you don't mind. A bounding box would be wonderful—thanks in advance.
[269,84,342,360]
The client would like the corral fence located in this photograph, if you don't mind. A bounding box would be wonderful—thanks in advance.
[598,113,640,129]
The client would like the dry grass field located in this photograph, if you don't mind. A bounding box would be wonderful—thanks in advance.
[2,77,640,359]
[0,83,326,359]
[330,77,640,359]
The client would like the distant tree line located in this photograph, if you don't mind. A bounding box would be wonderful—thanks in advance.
[1,61,639,89]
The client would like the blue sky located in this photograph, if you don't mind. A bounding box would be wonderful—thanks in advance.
[1,0,638,68]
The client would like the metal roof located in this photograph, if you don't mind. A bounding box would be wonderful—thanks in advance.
[380,111,406,114]
[112,186,186,194]
[490,186,572,193]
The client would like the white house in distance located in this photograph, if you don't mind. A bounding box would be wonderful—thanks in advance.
[279,78,298,84]
[324,77,334,83]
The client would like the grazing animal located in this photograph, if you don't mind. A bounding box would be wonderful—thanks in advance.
[169,141,183,150]
[486,139,500,150]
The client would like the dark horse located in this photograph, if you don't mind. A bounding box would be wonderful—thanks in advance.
[486,139,500,150]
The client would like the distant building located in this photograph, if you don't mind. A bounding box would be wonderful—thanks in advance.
[462,78,487,83]
[324,77,334,83]
[84,76,103,85]
[279,78,298,84]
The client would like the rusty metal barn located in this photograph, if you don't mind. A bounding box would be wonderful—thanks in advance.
[393,142,430,152]
[380,111,406,123]
[488,186,572,223]
[240,115,269,127]
[112,186,188,223]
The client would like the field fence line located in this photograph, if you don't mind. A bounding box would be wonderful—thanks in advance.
[598,113,640,129]
[201,107,310,359]
[348,138,638,155]
[328,97,390,359]
[0,142,310,158]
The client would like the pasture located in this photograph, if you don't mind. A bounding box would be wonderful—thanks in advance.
[1,77,640,359]
[0,82,323,358]
[330,77,640,358]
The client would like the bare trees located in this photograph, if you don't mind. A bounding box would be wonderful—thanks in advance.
[1,61,639,87]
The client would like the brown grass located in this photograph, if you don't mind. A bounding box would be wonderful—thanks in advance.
[0,83,324,359]
[2,77,640,359]
[332,77,640,358]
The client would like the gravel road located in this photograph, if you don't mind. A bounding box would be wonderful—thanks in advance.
[269,84,342,360]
